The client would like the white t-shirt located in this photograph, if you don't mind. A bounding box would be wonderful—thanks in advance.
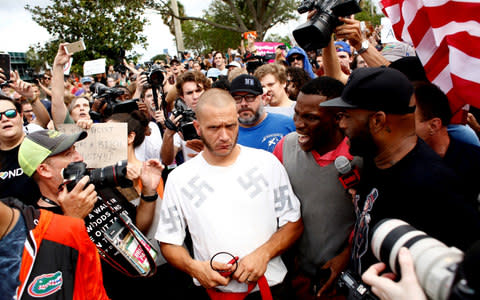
[135,121,163,162]
[156,145,301,292]
[265,104,295,118]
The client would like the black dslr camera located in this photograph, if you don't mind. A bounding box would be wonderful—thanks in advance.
[172,99,199,141]
[142,64,165,87]
[62,161,132,192]
[89,82,138,120]
[293,0,362,50]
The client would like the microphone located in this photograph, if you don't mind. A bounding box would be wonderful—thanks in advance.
[334,156,360,190]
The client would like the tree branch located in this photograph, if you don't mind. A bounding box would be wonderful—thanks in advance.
[222,0,249,32]
[246,0,260,30]
[152,0,246,33]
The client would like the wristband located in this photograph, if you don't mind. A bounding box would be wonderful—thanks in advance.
[140,193,158,202]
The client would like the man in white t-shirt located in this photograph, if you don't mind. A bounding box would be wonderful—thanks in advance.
[156,89,303,299]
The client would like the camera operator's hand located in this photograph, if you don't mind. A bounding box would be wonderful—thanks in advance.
[185,139,204,156]
[316,245,351,297]
[76,118,93,130]
[334,17,365,50]
[153,108,166,126]
[57,176,97,219]
[137,74,148,89]
[362,247,427,300]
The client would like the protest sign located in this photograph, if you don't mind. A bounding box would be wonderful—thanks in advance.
[381,17,399,44]
[57,123,127,168]
[83,58,106,76]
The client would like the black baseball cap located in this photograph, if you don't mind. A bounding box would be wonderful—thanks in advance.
[320,67,415,114]
[230,74,263,96]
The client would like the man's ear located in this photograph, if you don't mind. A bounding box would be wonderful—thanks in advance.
[369,111,387,134]
[35,162,52,179]
[429,117,443,134]
[193,119,201,137]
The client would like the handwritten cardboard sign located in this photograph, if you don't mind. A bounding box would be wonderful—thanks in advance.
[83,58,106,76]
[57,123,127,168]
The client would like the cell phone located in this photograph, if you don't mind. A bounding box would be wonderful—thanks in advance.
[103,214,158,275]
[64,40,86,54]
[0,53,11,81]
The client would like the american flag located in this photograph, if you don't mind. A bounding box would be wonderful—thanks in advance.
[380,0,480,121]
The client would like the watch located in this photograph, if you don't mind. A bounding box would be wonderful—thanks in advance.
[357,40,369,54]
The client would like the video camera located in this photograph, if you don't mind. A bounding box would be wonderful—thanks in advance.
[244,53,273,74]
[171,98,199,141]
[293,0,362,50]
[62,160,132,192]
[141,64,165,87]
[338,218,478,300]
[89,82,138,120]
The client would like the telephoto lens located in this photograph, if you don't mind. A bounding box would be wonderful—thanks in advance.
[371,219,464,300]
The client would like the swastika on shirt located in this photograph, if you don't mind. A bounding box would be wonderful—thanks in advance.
[161,205,181,233]
[237,167,269,198]
[274,185,292,212]
[180,176,214,208]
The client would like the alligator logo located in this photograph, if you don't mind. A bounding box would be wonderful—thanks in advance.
[28,271,63,297]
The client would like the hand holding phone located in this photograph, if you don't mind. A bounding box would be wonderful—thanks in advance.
[64,40,86,54]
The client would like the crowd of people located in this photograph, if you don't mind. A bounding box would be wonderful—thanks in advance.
[1,14,480,300]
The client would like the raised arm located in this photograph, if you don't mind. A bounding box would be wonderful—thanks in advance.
[51,43,72,126]
[335,17,391,68]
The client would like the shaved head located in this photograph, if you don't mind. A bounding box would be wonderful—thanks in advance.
[195,88,236,122]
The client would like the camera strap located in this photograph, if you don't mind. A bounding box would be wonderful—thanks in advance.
[97,196,157,278]
[153,85,179,132]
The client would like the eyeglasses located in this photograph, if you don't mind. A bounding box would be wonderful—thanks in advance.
[44,76,51,80]
[233,94,256,103]
[288,55,303,62]
[0,109,18,120]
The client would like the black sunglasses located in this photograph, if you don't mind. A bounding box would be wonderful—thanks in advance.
[0,109,18,119]
[288,55,303,62]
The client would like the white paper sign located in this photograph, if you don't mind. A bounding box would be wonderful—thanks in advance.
[381,17,399,44]
[83,58,106,76]
[57,123,127,168]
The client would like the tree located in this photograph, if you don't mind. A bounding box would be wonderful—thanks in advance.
[25,0,148,74]
[147,0,300,41]
[356,0,384,26]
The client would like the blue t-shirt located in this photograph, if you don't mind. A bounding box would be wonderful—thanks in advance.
[238,113,295,152]
[0,211,26,300]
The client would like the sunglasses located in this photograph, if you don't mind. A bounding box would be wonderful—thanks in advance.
[0,109,18,120]
[288,56,303,62]
[233,94,256,103]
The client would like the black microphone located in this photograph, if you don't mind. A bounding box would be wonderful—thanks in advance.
[334,156,360,190]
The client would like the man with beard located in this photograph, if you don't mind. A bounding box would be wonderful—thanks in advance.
[320,67,480,280]
[231,74,295,152]
[156,89,303,299]
[273,76,359,299]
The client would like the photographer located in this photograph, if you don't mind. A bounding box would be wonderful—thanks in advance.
[160,70,211,165]
[51,43,93,130]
